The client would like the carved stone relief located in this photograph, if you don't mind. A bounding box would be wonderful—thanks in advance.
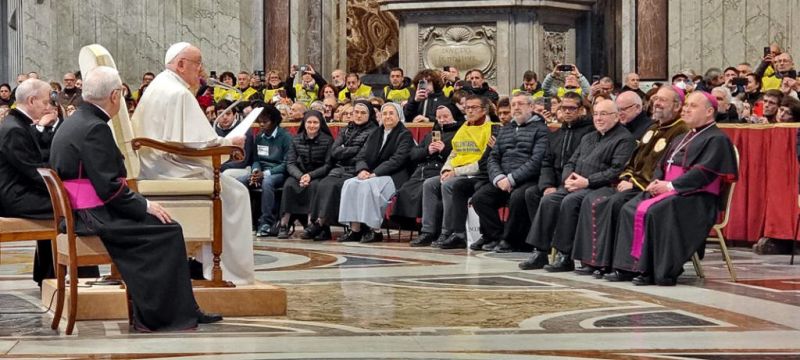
[419,24,497,81]
[543,29,567,74]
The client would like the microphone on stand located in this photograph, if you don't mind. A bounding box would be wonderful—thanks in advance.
[207,78,243,126]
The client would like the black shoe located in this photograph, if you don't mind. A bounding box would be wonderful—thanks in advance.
[314,226,332,241]
[360,230,383,243]
[544,252,574,272]
[197,311,223,324]
[266,222,280,237]
[188,258,205,280]
[431,233,450,248]
[632,274,655,286]
[302,222,322,239]
[276,224,290,239]
[604,270,636,282]
[410,232,437,247]
[492,240,515,253]
[438,233,467,249]
[470,237,492,251]
[592,269,605,279]
[518,250,549,270]
[574,264,596,276]
[337,229,363,242]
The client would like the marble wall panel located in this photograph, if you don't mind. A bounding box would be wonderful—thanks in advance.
[701,0,725,70]
[666,1,682,75]
[666,0,799,77]
[346,0,399,74]
[16,0,257,88]
[721,0,747,68]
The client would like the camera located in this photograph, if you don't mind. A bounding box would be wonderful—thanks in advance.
[49,91,59,106]
[731,77,748,86]
[418,79,428,90]
[299,65,308,73]
[210,70,217,79]
[764,46,771,57]
[557,64,574,72]
[443,66,450,72]
[592,75,600,83]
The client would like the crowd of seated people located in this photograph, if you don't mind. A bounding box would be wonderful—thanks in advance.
[5,40,800,292]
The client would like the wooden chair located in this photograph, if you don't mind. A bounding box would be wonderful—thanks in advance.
[79,44,242,288]
[36,168,130,335]
[692,147,739,282]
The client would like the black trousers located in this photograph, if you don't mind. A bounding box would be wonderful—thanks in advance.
[471,182,536,247]
[526,187,591,253]
[442,176,487,233]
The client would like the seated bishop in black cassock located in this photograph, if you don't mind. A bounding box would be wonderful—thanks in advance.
[611,91,738,286]
[49,66,220,331]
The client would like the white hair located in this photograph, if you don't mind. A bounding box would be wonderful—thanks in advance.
[711,86,732,102]
[14,79,50,104]
[82,66,122,102]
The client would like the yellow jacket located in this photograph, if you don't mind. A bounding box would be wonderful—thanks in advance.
[338,84,373,101]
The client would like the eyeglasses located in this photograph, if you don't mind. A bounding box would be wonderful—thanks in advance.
[179,58,203,67]
[619,103,638,112]
[592,111,617,117]
[560,106,580,112]
[463,105,483,111]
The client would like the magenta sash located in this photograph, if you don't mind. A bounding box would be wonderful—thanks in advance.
[63,179,104,210]
[630,167,722,259]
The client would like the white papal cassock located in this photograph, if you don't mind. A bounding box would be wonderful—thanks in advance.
[132,69,255,285]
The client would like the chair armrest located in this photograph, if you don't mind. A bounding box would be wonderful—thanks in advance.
[132,137,244,161]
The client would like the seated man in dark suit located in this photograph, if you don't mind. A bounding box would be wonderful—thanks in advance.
[0,78,98,286]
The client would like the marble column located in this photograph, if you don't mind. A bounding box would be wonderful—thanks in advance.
[265,0,291,74]
[635,0,668,79]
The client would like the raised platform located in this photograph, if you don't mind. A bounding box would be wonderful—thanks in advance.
[41,278,286,320]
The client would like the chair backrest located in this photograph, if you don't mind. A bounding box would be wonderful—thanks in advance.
[36,168,75,235]
[716,146,740,228]
[78,44,140,180]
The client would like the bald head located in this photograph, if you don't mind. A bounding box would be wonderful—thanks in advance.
[615,91,642,124]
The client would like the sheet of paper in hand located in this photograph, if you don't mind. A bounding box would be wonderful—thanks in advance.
[225,107,263,139]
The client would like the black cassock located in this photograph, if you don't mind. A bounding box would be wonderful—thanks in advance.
[611,123,738,284]
[0,109,98,285]
[50,103,199,331]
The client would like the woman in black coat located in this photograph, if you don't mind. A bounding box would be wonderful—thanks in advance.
[392,103,464,221]
[303,100,378,240]
[337,102,414,243]
[277,110,334,238]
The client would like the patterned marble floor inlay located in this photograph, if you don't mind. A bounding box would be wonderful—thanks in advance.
[1,239,799,359]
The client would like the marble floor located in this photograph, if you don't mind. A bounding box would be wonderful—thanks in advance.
[1,233,799,359]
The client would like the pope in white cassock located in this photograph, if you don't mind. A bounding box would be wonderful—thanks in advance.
[132,42,255,285]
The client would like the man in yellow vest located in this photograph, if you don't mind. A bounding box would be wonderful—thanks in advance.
[755,49,795,92]
[288,64,326,107]
[511,70,544,99]
[381,67,412,104]
[542,64,591,98]
[236,71,260,100]
[338,73,373,101]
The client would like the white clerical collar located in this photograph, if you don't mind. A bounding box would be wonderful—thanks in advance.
[165,69,190,89]
[89,102,111,119]
[15,107,34,122]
